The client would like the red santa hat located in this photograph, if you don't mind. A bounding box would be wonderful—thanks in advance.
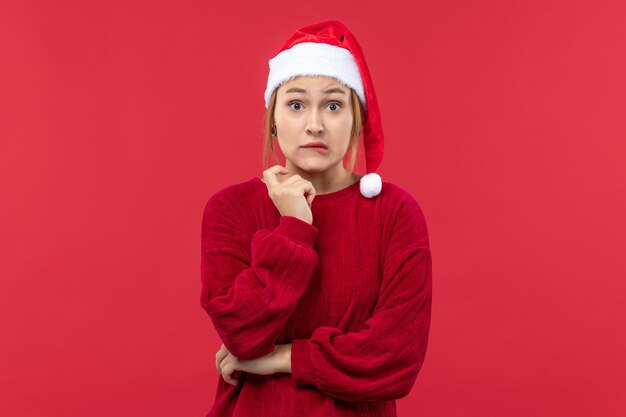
[264,20,384,198]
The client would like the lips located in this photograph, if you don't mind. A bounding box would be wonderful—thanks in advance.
[302,141,328,149]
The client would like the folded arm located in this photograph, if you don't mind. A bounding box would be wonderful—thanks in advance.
[201,190,319,360]
[289,195,432,402]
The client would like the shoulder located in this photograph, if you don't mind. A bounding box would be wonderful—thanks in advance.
[379,180,429,237]
[380,181,425,216]
[202,177,261,219]
[206,177,259,203]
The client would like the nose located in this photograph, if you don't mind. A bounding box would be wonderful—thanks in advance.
[306,108,324,135]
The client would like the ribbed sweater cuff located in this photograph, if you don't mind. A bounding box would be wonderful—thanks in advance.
[291,338,317,387]
[274,216,318,248]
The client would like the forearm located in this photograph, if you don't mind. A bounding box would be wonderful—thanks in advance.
[275,343,292,373]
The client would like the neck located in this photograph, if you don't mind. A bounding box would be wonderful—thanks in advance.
[283,162,360,195]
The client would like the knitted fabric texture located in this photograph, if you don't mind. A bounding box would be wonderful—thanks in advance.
[200,176,432,417]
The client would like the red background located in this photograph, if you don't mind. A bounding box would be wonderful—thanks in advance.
[1,1,625,416]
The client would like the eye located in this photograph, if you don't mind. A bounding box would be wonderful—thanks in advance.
[288,101,342,112]
[288,101,304,111]
[327,102,342,111]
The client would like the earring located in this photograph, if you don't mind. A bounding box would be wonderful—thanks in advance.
[271,126,277,136]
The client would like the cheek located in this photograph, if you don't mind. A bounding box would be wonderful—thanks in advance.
[275,122,303,147]
[332,112,353,132]
[276,123,297,141]
[334,117,354,142]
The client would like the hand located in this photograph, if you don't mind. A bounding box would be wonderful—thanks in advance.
[215,343,292,386]
[261,165,316,225]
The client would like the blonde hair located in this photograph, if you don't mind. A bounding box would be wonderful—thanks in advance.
[262,87,363,175]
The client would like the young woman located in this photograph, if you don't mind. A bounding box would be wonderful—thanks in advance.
[200,20,432,417]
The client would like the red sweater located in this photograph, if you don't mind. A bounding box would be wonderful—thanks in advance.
[200,176,432,417]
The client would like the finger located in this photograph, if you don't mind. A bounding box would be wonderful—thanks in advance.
[221,362,239,386]
[219,354,230,373]
[284,178,315,202]
[301,182,316,200]
[271,165,290,183]
[263,165,289,187]
[216,346,228,373]
[306,193,315,207]
[283,175,304,186]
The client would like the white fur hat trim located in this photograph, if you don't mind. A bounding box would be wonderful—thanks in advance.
[264,42,366,110]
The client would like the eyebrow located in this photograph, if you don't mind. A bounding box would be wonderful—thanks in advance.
[285,87,347,95]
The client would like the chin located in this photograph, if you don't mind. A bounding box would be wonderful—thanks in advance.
[289,158,330,173]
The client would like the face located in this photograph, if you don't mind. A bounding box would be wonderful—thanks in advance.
[273,76,354,174]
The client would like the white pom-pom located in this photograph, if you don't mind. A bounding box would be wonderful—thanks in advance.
[359,172,382,198]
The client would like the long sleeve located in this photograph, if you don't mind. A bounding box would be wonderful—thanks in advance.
[200,189,320,360]
[290,194,432,402]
